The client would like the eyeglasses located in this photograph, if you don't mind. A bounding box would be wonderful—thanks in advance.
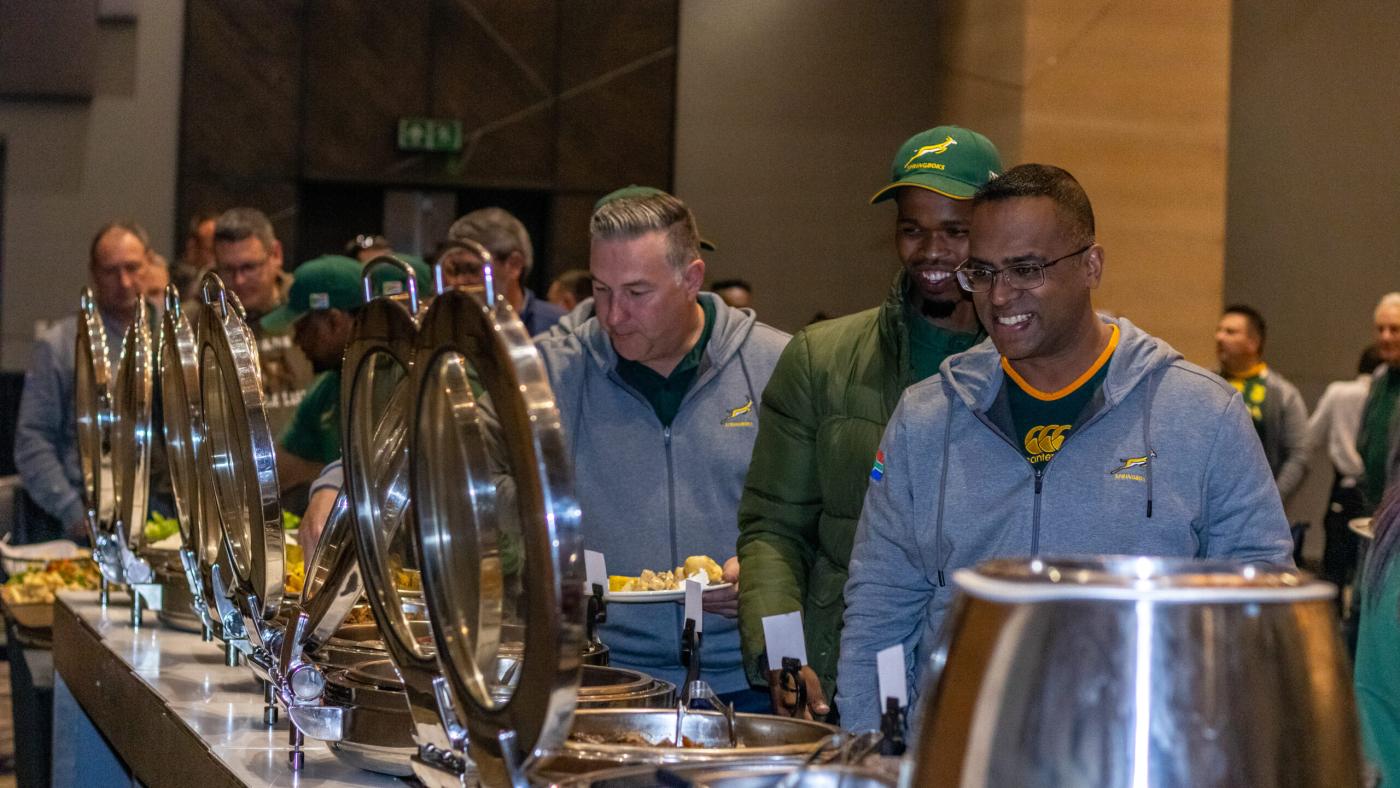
[955,244,1092,293]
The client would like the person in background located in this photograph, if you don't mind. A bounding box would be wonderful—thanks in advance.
[345,233,393,264]
[432,238,492,291]
[448,208,565,334]
[737,125,1001,720]
[14,221,153,542]
[837,164,1294,732]
[534,191,790,710]
[212,208,315,439]
[1214,304,1309,502]
[1359,292,1400,513]
[171,210,218,300]
[1307,345,1383,593]
[258,256,366,493]
[548,269,593,312]
[143,252,172,306]
[711,279,753,310]
[1354,480,1400,785]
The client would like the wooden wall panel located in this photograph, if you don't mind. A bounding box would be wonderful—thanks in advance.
[430,0,558,187]
[180,0,303,179]
[555,0,677,191]
[301,0,432,181]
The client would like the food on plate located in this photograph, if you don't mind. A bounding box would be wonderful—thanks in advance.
[143,512,180,544]
[285,542,305,595]
[2,558,102,605]
[608,555,724,593]
[283,510,302,531]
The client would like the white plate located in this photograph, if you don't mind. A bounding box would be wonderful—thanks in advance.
[606,582,733,604]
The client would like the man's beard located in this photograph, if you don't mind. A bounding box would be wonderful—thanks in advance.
[919,296,959,320]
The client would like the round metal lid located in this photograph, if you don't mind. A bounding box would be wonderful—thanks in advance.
[112,303,154,550]
[74,288,115,529]
[956,556,1334,603]
[197,274,284,620]
[409,285,583,764]
[343,258,428,676]
[159,286,202,550]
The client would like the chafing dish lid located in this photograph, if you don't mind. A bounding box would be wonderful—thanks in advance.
[956,556,1334,603]
[408,284,584,764]
[75,288,115,525]
[159,286,202,549]
[112,303,154,548]
[198,274,284,619]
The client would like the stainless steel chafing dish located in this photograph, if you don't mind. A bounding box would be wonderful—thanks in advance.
[547,759,899,788]
[74,289,132,596]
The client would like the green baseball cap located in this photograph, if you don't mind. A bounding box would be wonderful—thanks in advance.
[259,255,364,334]
[869,125,1003,204]
[366,253,431,298]
[594,185,717,251]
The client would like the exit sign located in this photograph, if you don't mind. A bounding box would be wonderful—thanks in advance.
[397,117,463,153]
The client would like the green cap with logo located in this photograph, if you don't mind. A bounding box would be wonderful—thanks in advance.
[259,255,365,334]
[366,253,431,298]
[594,185,717,251]
[869,125,1003,204]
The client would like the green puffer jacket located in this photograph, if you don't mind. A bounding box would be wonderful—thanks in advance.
[737,272,926,701]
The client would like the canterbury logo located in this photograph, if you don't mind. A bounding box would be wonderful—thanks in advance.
[1024,425,1070,456]
[721,399,754,428]
[904,136,958,167]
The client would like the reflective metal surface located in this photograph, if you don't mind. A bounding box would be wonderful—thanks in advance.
[405,283,584,785]
[549,761,899,788]
[111,303,155,551]
[74,289,117,566]
[197,274,285,623]
[909,556,1361,788]
[543,709,842,775]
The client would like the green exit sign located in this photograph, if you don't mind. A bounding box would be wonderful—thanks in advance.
[397,117,463,153]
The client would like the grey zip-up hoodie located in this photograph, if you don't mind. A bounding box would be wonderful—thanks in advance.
[536,293,790,693]
[836,316,1294,732]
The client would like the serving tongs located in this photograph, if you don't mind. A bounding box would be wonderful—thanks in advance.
[675,622,737,749]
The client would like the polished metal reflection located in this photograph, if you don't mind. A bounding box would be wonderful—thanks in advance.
[111,303,154,551]
[74,288,116,535]
[547,761,898,788]
[908,556,1361,788]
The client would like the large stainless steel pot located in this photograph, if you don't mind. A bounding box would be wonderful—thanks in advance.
[549,761,898,788]
[907,556,1360,787]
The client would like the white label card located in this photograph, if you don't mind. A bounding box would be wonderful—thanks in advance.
[584,550,607,593]
[762,611,808,672]
[876,644,907,709]
[684,579,704,633]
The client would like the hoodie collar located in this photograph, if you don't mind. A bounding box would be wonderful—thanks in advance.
[940,314,1182,413]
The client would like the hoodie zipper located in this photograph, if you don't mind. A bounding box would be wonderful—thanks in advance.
[663,425,679,576]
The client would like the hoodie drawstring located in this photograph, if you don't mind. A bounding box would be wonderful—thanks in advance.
[935,403,953,587]
[1142,368,1162,518]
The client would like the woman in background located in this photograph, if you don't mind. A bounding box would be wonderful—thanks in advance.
[1356,481,1400,783]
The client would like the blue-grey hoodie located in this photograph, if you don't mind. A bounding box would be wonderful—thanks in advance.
[535,293,790,693]
[836,316,1294,731]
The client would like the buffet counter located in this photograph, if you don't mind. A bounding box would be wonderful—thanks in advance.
[50,589,403,787]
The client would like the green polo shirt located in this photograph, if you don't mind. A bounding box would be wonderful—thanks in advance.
[616,298,716,427]
[1361,367,1400,509]
[280,369,342,465]
[907,306,984,382]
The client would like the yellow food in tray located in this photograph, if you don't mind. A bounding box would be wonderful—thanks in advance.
[2,558,102,605]
[285,543,305,596]
[609,555,723,593]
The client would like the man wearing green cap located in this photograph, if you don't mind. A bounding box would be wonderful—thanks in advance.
[735,126,1002,720]
[260,255,368,494]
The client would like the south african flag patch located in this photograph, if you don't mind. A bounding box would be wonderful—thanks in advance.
[870,449,885,482]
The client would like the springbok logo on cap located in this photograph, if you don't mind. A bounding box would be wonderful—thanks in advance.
[904,136,959,169]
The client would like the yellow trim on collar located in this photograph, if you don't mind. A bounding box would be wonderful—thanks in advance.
[1227,361,1268,382]
[1002,324,1120,401]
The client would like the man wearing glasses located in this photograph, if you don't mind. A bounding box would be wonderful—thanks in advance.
[212,207,315,441]
[836,164,1294,732]
[735,126,1001,721]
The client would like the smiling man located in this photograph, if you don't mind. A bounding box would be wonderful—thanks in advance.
[835,164,1295,732]
[535,192,789,710]
[735,126,1000,721]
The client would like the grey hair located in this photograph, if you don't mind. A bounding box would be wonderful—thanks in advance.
[590,193,701,271]
[214,207,278,253]
[1377,292,1400,318]
[448,207,534,278]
